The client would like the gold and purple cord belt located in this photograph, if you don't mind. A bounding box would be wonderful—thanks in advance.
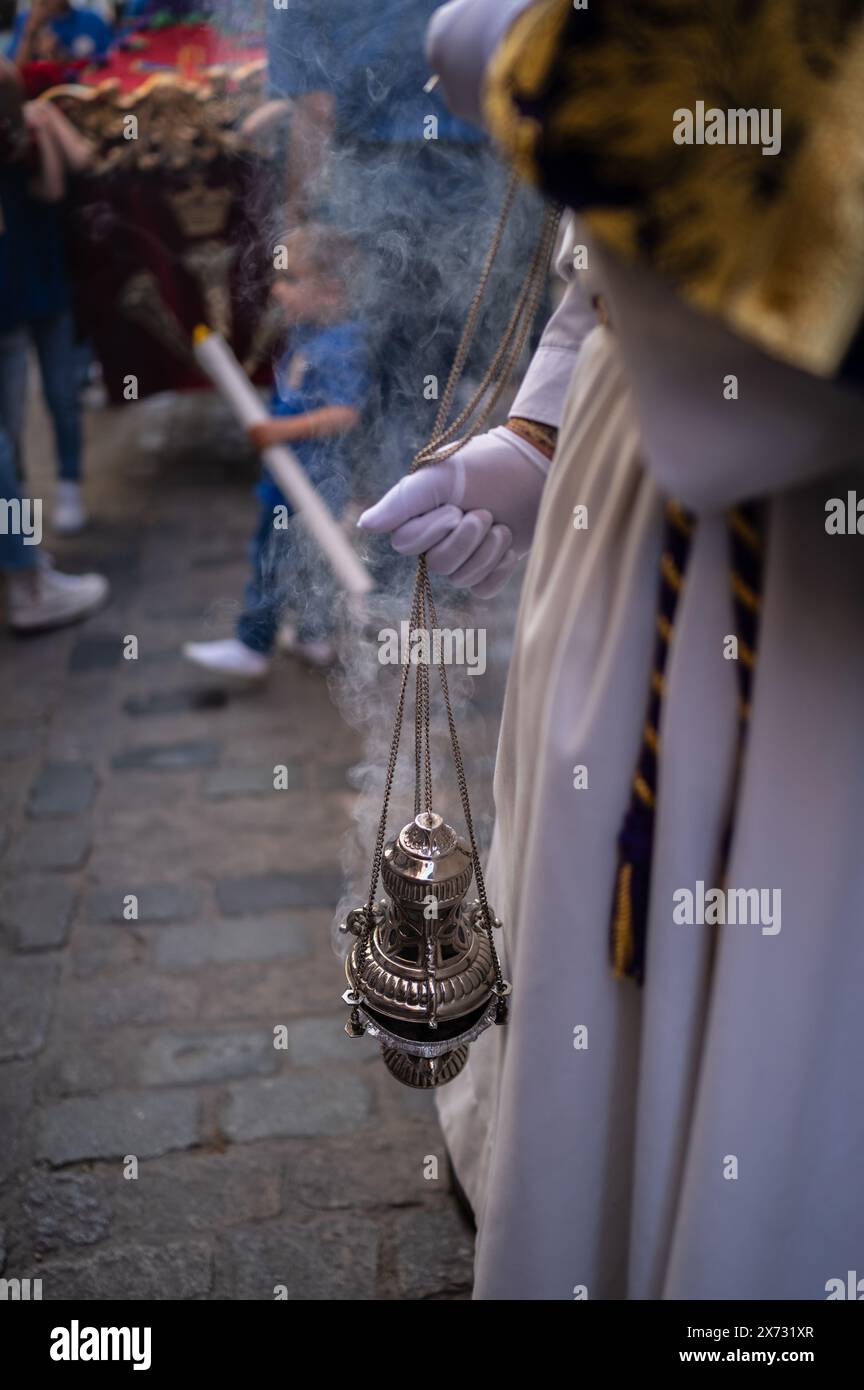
[609,497,765,982]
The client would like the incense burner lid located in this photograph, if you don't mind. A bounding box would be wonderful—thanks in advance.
[398,811,456,857]
[382,811,473,904]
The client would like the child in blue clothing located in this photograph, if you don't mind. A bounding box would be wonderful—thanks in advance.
[8,2,114,67]
[184,225,370,677]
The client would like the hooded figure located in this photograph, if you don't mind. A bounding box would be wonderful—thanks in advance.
[360,0,864,1299]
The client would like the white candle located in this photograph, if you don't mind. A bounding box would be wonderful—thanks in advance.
[193,326,373,597]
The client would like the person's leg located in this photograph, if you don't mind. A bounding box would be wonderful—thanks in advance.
[0,328,31,483]
[293,470,344,655]
[1,421,109,630]
[0,425,39,573]
[31,311,83,483]
[73,338,93,394]
[236,491,284,655]
[31,310,88,534]
[182,489,280,677]
[237,478,337,668]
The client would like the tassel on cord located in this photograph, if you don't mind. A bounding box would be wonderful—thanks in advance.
[609,804,654,984]
[611,861,634,977]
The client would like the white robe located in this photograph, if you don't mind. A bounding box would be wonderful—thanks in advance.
[430,0,864,1304]
[433,0,864,1301]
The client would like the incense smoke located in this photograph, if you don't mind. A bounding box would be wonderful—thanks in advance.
[216,0,543,942]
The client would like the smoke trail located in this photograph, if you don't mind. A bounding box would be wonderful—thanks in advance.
[214,0,542,943]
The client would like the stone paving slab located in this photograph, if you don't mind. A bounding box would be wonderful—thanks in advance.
[55,973,200,1031]
[390,1206,475,1300]
[70,924,145,979]
[83,881,203,924]
[28,762,98,819]
[2,821,92,873]
[153,914,312,971]
[111,739,221,771]
[0,956,61,1061]
[138,1029,279,1087]
[203,764,303,798]
[0,878,77,951]
[37,1088,202,1166]
[283,1131,449,1213]
[215,1217,378,1301]
[0,1061,36,1185]
[193,957,338,1021]
[23,1240,214,1300]
[214,870,345,915]
[0,723,47,763]
[0,761,35,823]
[223,1072,375,1142]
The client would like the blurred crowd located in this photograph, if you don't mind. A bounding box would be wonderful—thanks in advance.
[0,0,526,659]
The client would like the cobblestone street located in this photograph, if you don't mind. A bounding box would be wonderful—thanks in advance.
[0,386,500,1300]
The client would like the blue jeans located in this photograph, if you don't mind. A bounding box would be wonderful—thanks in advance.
[0,329,28,480]
[0,312,83,483]
[0,424,40,572]
[236,473,346,655]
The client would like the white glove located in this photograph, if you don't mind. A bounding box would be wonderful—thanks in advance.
[357,426,549,598]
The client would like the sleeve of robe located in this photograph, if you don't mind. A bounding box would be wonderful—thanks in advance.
[426,0,538,127]
[509,216,599,432]
[427,4,599,433]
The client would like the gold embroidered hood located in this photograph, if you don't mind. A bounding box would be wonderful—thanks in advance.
[484,0,864,379]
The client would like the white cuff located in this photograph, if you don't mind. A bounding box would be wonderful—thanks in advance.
[426,0,537,125]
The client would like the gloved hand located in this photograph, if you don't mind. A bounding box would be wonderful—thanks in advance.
[357,425,549,598]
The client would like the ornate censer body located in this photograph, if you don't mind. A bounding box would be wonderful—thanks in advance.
[342,810,505,1089]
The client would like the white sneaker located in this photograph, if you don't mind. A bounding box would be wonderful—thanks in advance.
[182,638,271,679]
[80,382,109,410]
[280,632,337,668]
[53,481,87,535]
[8,558,109,632]
[275,620,298,652]
[80,368,108,410]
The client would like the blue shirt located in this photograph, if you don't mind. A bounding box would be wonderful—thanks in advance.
[266,0,483,145]
[259,319,370,507]
[8,8,113,61]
